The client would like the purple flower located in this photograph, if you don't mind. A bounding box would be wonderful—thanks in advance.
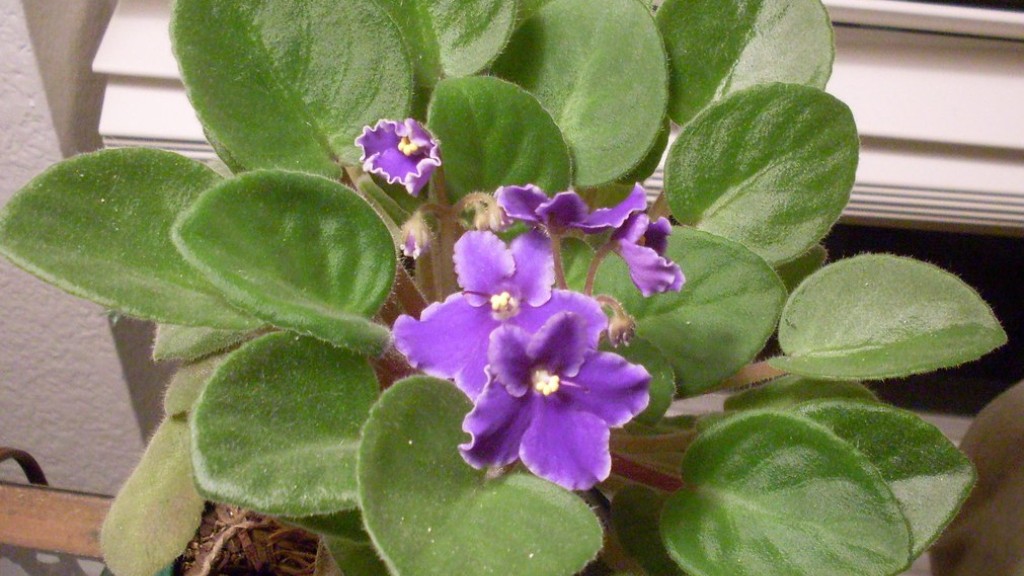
[356,119,441,196]
[460,312,650,490]
[393,231,607,399]
[496,183,647,234]
[399,213,431,259]
[612,214,685,297]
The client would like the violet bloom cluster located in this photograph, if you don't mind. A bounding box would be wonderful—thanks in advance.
[394,231,650,490]
[496,184,685,296]
[356,118,441,196]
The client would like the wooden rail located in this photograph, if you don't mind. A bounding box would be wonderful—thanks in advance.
[0,482,110,557]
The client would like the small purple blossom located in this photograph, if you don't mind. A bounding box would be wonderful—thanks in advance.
[399,213,431,259]
[356,119,441,196]
[460,312,650,490]
[612,213,685,297]
[393,231,607,399]
[495,183,647,233]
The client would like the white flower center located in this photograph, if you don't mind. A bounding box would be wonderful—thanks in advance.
[398,136,420,156]
[532,369,560,396]
[489,291,519,320]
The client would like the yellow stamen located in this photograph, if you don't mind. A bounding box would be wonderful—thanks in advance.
[489,291,519,319]
[532,369,560,396]
[398,136,420,156]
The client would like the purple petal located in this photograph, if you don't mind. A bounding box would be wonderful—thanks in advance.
[520,403,611,490]
[513,290,608,350]
[536,192,590,231]
[616,241,685,297]
[454,231,515,306]
[563,351,650,427]
[488,324,534,397]
[393,295,496,399]
[611,212,648,244]
[526,313,589,379]
[578,183,647,232]
[509,230,554,306]
[356,119,441,196]
[495,185,548,226]
[460,382,538,469]
[645,217,672,256]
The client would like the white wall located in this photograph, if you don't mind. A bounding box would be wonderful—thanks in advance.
[0,0,146,495]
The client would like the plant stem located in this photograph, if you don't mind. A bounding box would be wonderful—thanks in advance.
[610,453,683,493]
[649,191,671,221]
[718,360,787,391]
[430,167,460,297]
[550,233,569,289]
[609,429,696,455]
[584,243,614,295]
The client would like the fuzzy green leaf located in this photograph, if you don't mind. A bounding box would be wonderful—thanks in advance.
[163,354,227,417]
[771,255,1007,379]
[358,377,602,576]
[101,417,205,576]
[665,84,858,265]
[796,400,976,560]
[153,323,257,362]
[494,0,668,187]
[0,148,258,330]
[724,375,877,412]
[427,76,571,201]
[171,0,412,174]
[191,333,378,516]
[612,486,685,576]
[776,245,828,293]
[657,0,834,124]
[596,227,786,396]
[661,411,911,576]
[614,338,675,425]
[173,171,394,354]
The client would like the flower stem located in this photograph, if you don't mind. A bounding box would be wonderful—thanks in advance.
[609,429,696,455]
[583,242,614,295]
[429,167,461,297]
[549,233,569,289]
[610,453,683,493]
[649,191,671,221]
[717,361,787,391]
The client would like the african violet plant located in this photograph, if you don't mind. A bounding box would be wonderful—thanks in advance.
[0,0,1008,574]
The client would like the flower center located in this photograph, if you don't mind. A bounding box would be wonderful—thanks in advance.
[398,136,420,156]
[532,369,560,396]
[489,291,519,320]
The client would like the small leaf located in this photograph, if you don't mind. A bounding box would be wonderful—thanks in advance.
[665,84,858,265]
[611,486,685,576]
[771,254,1007,379]
[613,338,675,425]
[375,0,516,85]
[795,400,976,560]
[595,227,786,396]
[776,244,827,293]
[174,171,395,354]
[657,0,834,124]
[724,375,877,412]
[494,0,668,187]
[101,418,205,576]
[163,354,227,417]
[427,76,572,201]
[661,411,911,576]
[191,333,378,516]
[153,323,257,362]
[358,377,602,576]
[0,148,258,330]
[325,536,390,576]
[560,237,594,293]
[171,0,412,174]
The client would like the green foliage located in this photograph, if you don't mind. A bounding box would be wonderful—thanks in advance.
[153,323,257,362]
[171,0,412,174]
[661,411,911,576]
[173,170,394,354]
[358,377,603,576]
[724,375,878,411]
[775,244,828,293]
[611,486,685,576]
[494,0,668,187]
[596,227,786,396]
[427,76,571,200]
[191,333,379,516]
[614,338,676,425]
[772,254,1007,379]
[101,417,205,576]
[657,0,834,124]
[665,84,858,264]
[163,354,226,417]
[0,148,257,329]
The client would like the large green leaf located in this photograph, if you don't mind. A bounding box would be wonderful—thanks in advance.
[101,417,205,576]
[0,148,257,330]
[775,244,828,293]
[796,400,976,560]
[493,0,668,187]
[375,0,516,87]
[153,323,257,362]
[171,0,412,175]
[173,171,394,354]
[724,375,877,412]
[665,84,858,265]
[358,377,602,576]
[191,333,379,516]
[661,411,911,576]
[657,0,834,124]
[771,255,1007,379]
[427,76,571,200]
[595,227,786,396]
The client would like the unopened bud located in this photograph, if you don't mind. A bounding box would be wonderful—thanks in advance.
[607,313,636,347]
[471,197,510,232]
[399,213,432,259]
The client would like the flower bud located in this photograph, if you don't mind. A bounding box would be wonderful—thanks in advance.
[607,313,636,347]
[400,213,432,259]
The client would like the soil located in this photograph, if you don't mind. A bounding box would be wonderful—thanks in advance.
[178,504,319,576]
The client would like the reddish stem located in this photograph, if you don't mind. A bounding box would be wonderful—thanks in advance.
[611,453,683,493]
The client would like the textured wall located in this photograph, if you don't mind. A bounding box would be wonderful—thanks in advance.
[0,0,144,495]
